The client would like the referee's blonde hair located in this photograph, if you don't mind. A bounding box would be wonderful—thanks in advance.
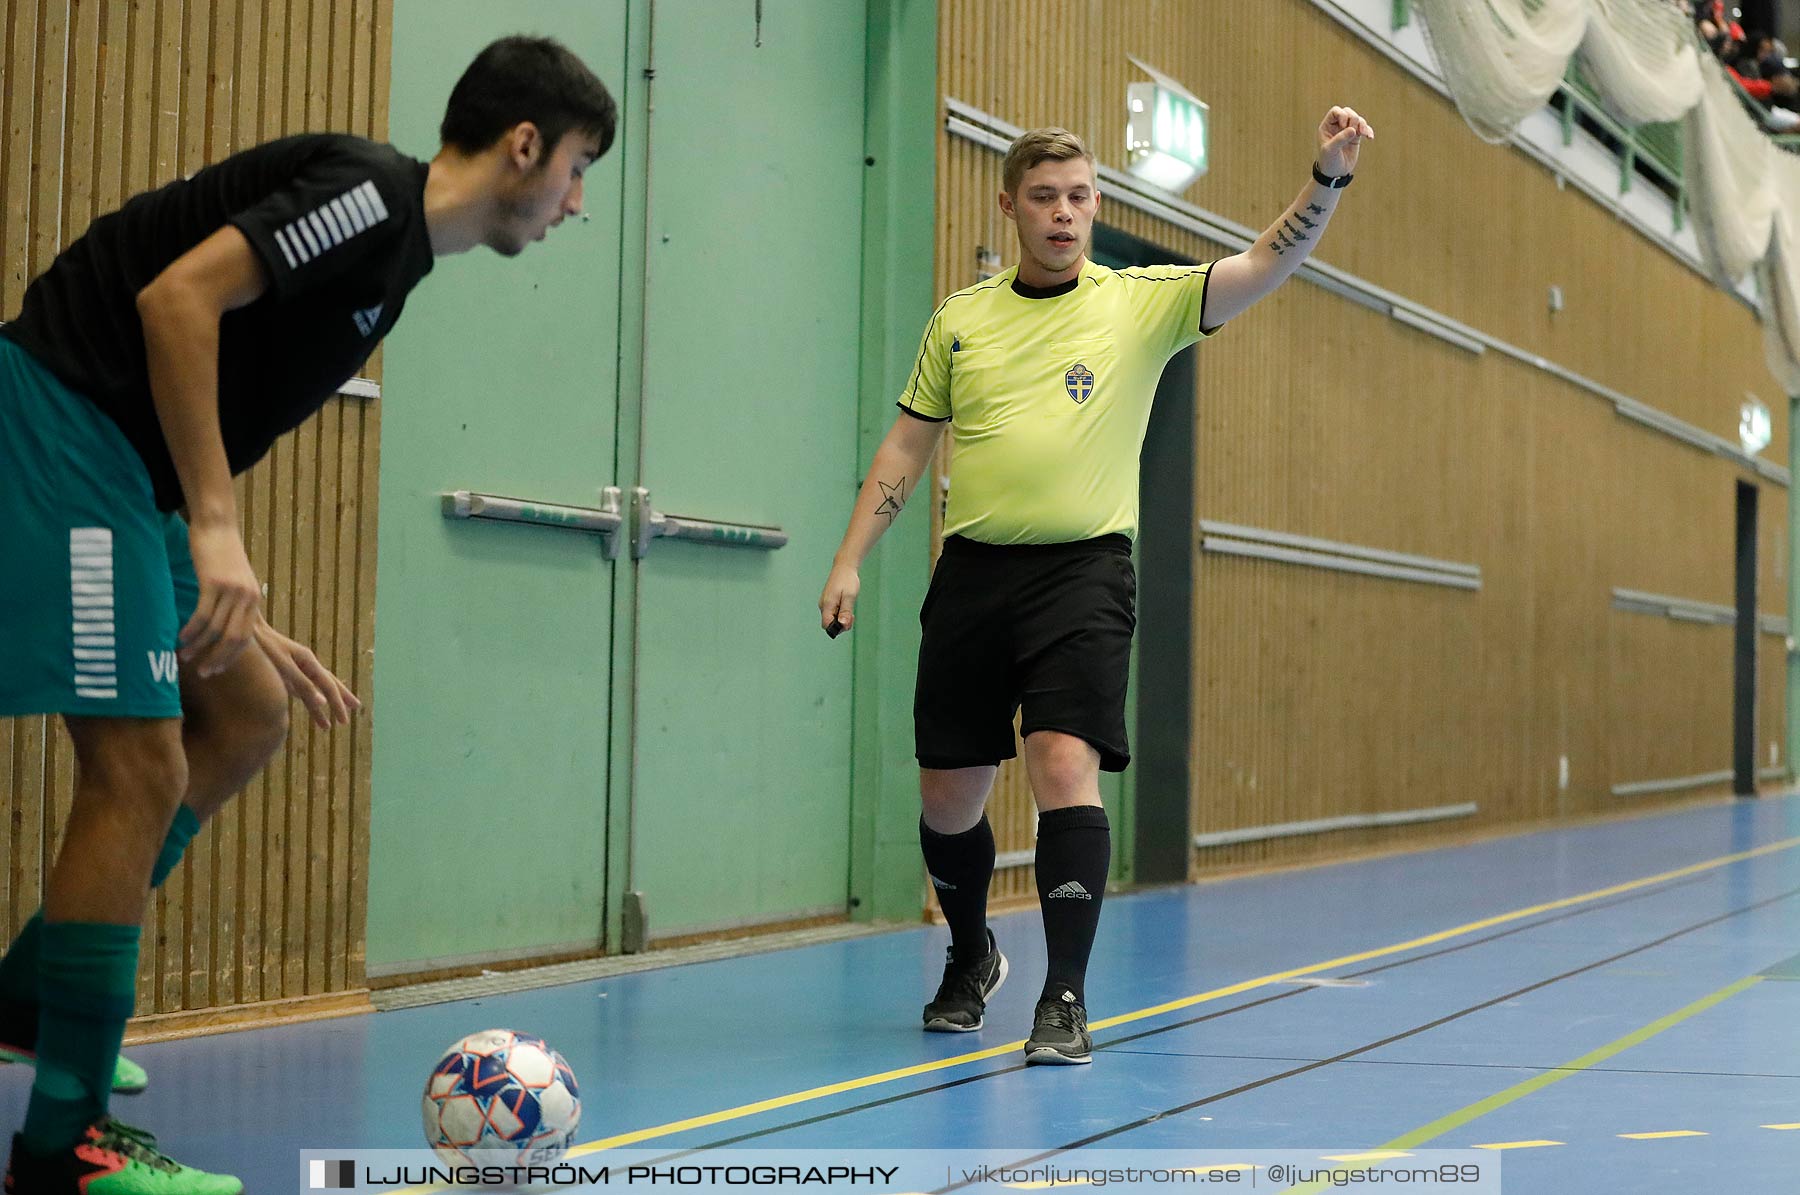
[1002,128,1095,194]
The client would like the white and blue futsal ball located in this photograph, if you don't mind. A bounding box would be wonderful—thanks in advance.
[422,1029,582,1166]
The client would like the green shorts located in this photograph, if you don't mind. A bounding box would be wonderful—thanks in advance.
[0,337,198,719]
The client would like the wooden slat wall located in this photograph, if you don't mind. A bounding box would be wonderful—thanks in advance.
[0,0,391,1024]
[934,0,1789,897]
[1608,615,1733,791]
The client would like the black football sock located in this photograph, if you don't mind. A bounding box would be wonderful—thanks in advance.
[1035,805,1110,1004]
[920,815,996,966]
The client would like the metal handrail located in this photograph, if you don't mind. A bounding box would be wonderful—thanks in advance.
[1557,62,1686,228]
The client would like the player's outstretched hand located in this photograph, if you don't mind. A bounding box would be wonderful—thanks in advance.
[181,521,263,679]
[1317,106,1374,178]
[253,616,361,729]
[819,561,861,639]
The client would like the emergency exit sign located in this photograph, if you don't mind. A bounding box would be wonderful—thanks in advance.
[1127,81,1209,191]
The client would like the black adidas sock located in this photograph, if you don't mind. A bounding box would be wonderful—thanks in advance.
[920,815,995,965]
[1035,805,1110,1004]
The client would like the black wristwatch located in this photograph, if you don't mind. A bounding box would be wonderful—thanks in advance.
[1311,162,1353,189]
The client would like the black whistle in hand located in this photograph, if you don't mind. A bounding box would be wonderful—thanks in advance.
[825,619,844,639]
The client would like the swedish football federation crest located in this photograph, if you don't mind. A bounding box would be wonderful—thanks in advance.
[1065,362,1096,404]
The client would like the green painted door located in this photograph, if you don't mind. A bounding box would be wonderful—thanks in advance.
[626,2,866,937]
[368,1,627,974]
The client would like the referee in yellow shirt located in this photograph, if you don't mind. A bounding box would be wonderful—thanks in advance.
[821,107,1374,1064]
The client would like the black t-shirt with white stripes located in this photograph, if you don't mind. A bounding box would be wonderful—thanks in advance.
[1,133,433,510]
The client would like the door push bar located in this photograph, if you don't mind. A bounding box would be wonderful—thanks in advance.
[441,488,626,560]
[630,487,788,558]
[441,486,787,561]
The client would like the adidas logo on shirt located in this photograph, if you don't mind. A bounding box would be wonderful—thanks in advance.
[352,303,384,337]
[1046,881,1092,900]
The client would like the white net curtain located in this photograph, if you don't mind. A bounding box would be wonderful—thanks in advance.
[1415,0,1800,394]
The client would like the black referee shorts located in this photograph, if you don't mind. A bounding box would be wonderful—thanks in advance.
[914,533,1136,773]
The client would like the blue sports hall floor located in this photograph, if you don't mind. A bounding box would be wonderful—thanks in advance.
[5,793,1797,1193]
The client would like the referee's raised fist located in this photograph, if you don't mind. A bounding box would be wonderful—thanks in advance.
[1317,106,1374,178]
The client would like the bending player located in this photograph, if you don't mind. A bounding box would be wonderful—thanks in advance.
[0,36,615,1193]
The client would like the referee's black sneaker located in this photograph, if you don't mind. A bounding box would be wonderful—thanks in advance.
[1024,989,1092,1064]
[922,930,1008,1032]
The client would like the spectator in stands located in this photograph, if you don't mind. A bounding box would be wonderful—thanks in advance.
[1735,32,1768,77]
[1697,16,1742,62]
[1726,59,1797,105]
[1692,7,1800,131]
[1742,31,1793,84]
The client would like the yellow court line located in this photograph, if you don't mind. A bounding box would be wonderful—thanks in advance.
[1618,1130,1706,1139]
[1762,1123,1800,1130]
[1277,974,1765,1192]
[387,834,1800,1193]
[1470,1140,1564,1151]
[582,836,1799,1157]
[566,836,1798,1152]
[1087,834,1799,1033]
[1380,976,1760,1151]
[1321,1150,1411,1162]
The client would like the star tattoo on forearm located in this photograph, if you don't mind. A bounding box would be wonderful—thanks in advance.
[875,477,908,526]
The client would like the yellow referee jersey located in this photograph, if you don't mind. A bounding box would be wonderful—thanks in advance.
[898,259,1217,544]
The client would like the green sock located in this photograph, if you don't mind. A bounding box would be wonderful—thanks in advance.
[0,806,198,1022]
[20,922,140,1153]
[150,805,202,889]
